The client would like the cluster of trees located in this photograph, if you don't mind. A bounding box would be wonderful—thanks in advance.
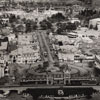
[76,9,100,22]
[79,9,97,17]
[50,13,65,22]
[11,17,37,33]
[0,76,9,85]
[56,22,77,34]
[39,13,65,30]
[76,9,100,27]
[0,14,20,30]
[9,14,20,23]
[25,19,37,32]
[40,19,52,30]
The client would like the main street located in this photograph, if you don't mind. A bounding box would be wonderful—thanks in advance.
[38,30,54,67]
[36,30,47,61]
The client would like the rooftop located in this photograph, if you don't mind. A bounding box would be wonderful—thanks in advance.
[0,42,8,51]
[54,35,70,43]
[18,34,37,45]
[75,27,100,38]
[17,45,39,55]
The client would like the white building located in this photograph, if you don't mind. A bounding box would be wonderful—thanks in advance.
[89,18,100,28]
[43,9,64,18]
[70,18,80,24]
[0,42,8,51]
[54,35,70,45]
[18,34,37,45]
[58,53,74,62]
[17,53,40,64]
[8,34,16,42]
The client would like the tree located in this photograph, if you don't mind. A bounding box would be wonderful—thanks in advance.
[40,20,52,30]
[51,13,65,22]
[25,19,37,32]
[9,14,17,23]
[56,28,63,34]
[0,76,9,85]
[88,61,95,68]
[66,22,77,30]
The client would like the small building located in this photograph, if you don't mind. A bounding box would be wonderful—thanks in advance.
[70,18,80,24]
[14,24,26,32]
[54,35,70,45]
[89,18,100,28]
[0,42,8,51]
[18,34,36,45]
[7,34,16,42]
[58,53,74,62]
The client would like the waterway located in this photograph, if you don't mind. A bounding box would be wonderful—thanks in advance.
[81,94,100,100]
[1,93,100,100]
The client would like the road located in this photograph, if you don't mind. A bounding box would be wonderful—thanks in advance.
[40,30,54,67]
[36,30,47,61]
[68,62,88,75]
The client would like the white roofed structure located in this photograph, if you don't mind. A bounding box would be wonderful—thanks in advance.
[89,18,100,28]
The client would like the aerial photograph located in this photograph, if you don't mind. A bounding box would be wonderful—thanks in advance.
[0,0,100,100]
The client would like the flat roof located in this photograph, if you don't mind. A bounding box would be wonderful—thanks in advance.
[0,42,8,50]
[18,45,39,55]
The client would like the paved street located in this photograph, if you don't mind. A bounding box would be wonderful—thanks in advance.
[40,30,54,67]
[36,30,47,61]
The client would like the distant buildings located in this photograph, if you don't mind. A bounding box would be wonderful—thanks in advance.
[50,34,80,62]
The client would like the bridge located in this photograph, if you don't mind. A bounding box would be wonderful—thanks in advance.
[0,85,100,94]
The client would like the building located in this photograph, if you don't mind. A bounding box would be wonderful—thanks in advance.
[58,53,74,62]
[43,9,64,17]
[75,27,100,39]
[54,35,70,45]
[17,45,40,64]
[16,34,41,64]
[70,18,80,24]
[18,34,37,45]
[89,18,100,28]
[0,0,10,7]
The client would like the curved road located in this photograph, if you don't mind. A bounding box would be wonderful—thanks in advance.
[68,62,88,75]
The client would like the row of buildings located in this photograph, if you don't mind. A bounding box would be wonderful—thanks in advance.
[9,33,41,64]
[49,26,98,63]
